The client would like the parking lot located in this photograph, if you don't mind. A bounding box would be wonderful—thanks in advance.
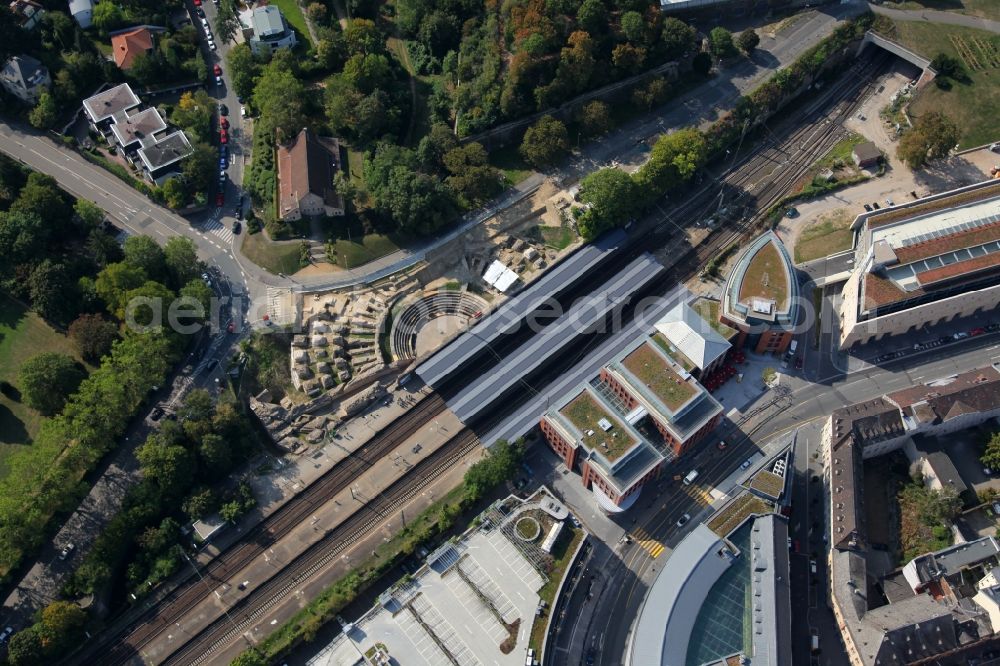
[308,528,545,666]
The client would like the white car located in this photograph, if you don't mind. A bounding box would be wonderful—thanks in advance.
[740,458,753,470]
[216,75,223,86]
[240,105,247,118]
[676,513,690,528]
[0,626,13,644]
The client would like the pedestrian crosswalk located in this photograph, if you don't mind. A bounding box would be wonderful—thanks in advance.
[630,527,665,558]
[681,483,713,506]
[201,218,234,245]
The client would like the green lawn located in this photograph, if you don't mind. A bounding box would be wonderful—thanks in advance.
[692,299,739,340]
[0,296,89,478]
[560,391,636,461]
[489,145,533,186]
[538,224,577,250]
[621,343,697,412]
[883,0,1000,21]
[794,209,855,263]
[328,233,402,269]
[269,0,313,46]
[876,20,1000,148]
[241,232,305,275]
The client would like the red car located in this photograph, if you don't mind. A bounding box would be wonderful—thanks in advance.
[220,117,230,129]
[215,192,224,206]
[219,129,228,144]
[971,327,986,336]
[193,0,201,5]
[226,320,235,333]
[213,64,222,76]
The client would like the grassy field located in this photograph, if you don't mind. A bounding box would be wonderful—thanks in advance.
[876,19,1000,148]
[794,209,855,263]
[0,296,88,478]
[328,233,402,269]
[241,232,305,275]
[537,224,577,250]
[269,0,313,46]
[489,145,533,186]
[883,0,1000,20]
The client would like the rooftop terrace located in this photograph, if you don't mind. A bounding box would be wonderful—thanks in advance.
[622,341,697,413]
[737,241,788,310]
[559,389,638,463]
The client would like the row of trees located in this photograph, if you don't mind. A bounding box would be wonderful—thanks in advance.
[64,389,257,598]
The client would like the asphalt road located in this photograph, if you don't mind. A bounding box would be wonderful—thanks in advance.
[555,329,1000,666]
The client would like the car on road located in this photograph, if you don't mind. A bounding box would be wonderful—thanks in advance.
[863,203,872,212]
[570,515,581,528]
[954,331,970,340]
[872,201,880,209]
[220,116,230,129]
[193,0,201,4]
[0,627,13,644]
[988,323,1000,332]
[205,359,218,372]
[785,207,798,218]
[201,272,211,284]
[240,105,247,118]
[213,64,222,77]
[793,539,800,552]
[215,192,224,207]
[717,440,727,450]
[991,142,1000,153]
[971,327,986,336]
[741,458,753,470]
[885,198,894,207]
[794,356,803,370]
[226,320,235,333]
[233,221,241,234]
[676,513,690,528]
[219,129,228,144]
[196,7,204,16]
[585,650,596,665]
[200,16,209,28]
[207,38,215,50]
[150,406,164,421]
[59,543,75,560]
[219,103,229,116]
[810,558,817,574]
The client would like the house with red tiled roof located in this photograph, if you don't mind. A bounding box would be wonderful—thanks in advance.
[276,128,345,221]
[110,26,163,70]
[839,179,1000,349]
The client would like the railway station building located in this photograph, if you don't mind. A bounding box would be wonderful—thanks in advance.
[720,232,800,356]
[838,179,1000,349]
[539,333,723,511]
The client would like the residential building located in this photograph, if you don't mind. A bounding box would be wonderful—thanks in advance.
[653,301,732,378]
[82,83,192,184]
[720,231,800,355]
[628,515,792,666]
[839,179,1000,348]
[242,6,297,56]
[852,141,882,168]
[68,0,92,28]
[110,26,159,70]
[825,365,1000,665]
[276,128,345,221]
[8,0,45,30]
[0,55,49,104]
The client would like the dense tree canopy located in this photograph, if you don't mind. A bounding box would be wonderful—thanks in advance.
[18,352,85,416]
[576,168,642,240]
[519,115,570,167]
[897,111,959,169]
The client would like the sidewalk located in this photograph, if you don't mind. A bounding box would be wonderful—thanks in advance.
[869,2,1000,34]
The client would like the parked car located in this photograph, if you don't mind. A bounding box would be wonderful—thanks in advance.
[219,130,228,144]
[872,201,880,209]
[741,458,753,470]
[991,142,1000,153]
[971,327,986,336]
[676,513,690,528]
[205,359,218,372]
[810,559,817,574]
[193,0,201,4]
[794,356,803,369]
[233,221,241,234]
[717,440,727,450]
[207,39,215,50]
[0,627,13,644]
[226,320,235,334]
[954,331,970,340]
[150,406,164,421]
[863,203,872,212]
[240,105,247,118]
[785,207,798,218]
[196,7,204,17]
[59,543,75,560]
[215,192,224,207]
[213,63,222,77]
[885,198,894,206]
[219,103,229,116]
[220,116,230,129]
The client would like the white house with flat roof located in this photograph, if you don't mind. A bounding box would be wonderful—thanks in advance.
[241,5,297,56]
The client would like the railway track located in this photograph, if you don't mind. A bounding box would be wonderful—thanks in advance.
[71,391,449,666]
[162,429,482,666]
[116,48,890,666]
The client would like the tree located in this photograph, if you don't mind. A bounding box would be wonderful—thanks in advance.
[181,143,216,200]
[18,352,85,415]
[253,64,306,141]
[982,432,1000,472]
[306,2,328,24]
[633,127,707,198]
[74,199,104,228]
[612,43,646,74]
[172,90,215,144]
[576,0,606,35]
[576,167,641,239]
[632,76,669,111]
[123,281,176,329]
[442,143,501,206]
[464,439,523,502]
[124,235,167,283]
[28,92,57,130]
[577,100,612,138]
[95,261,147,317]
[85,227,123,269]
[215,0,240,43]
[164,237,201,289]
[418,10,459,57]
[69,314,118,363]
[91,0,124,32]
[376,168,456,234]
[6,626,44,666]
[737,28,760,55]
[342,52,393,94]
[231,650,269,666]
[12,172,70,223]
[344,18,384,55]
[709,27,735,60]
[896,111,960,169]
[226,43,258,100]
[29,260,75,324]
[930,52,967,87]
[38,601,87,654]
[519,115,569,167]
[183,487,218,520]
[620,11,646,45]
[661,17,696,60]
[416,122,459,169]
[136,439,196,499]
[199,433,232,474]
[161,177,186,209]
